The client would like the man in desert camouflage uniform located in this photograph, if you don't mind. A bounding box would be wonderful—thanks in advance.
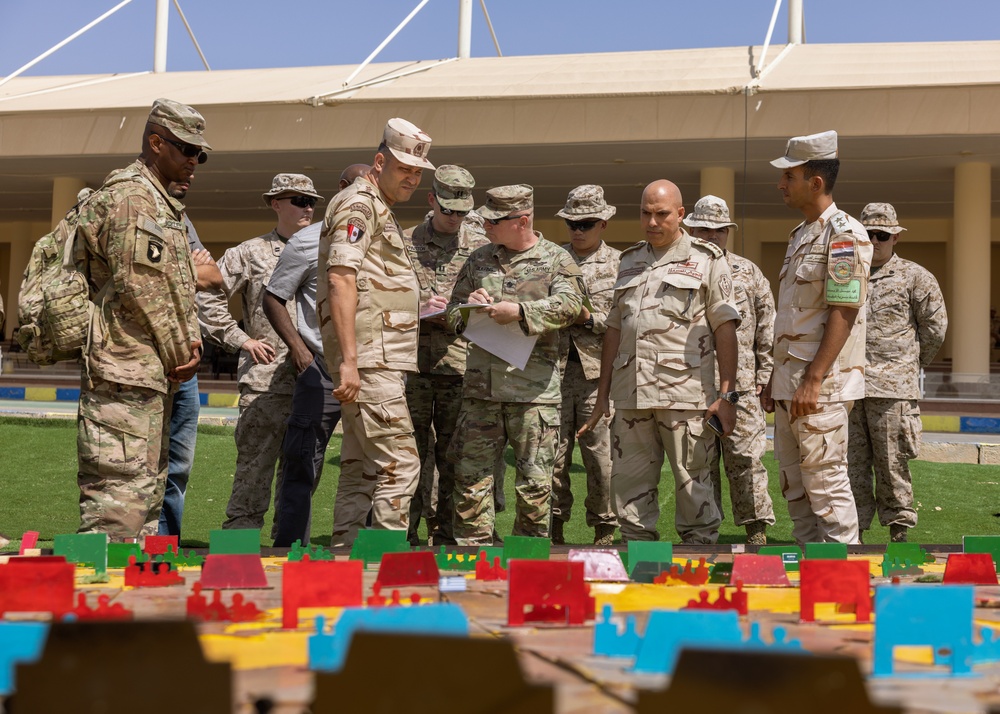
[552,185,620,546]
[763,130,873,546]
[848,203,947,543]
[199,173,322,531]
[402,165,489,545]
[582,180,740,544]
[75,98,207,539]
[683,195,776,545]
[319,118,434,547]
[447,185,585,545]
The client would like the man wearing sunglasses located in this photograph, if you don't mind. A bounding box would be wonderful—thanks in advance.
[199,173,323,534]
[319,118,434,547]
[446,185,585,545]
[401,165,489,546]
[763,130,873,546]
[551,185,620,546]
[74,98,209,539]
[848,203,947,544]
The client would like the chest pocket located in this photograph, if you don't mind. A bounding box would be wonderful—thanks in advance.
[612,274,644,321]
[658,272,702,321]
[790,261,827,309]
[380,225,412,278]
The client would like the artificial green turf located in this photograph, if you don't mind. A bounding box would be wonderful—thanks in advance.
[1,416,997,550]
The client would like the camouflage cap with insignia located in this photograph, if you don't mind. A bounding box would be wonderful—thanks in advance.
[860,202,907,234]
[147,98,212,150]
[555,184,616,221]
[682,195,738,230]
[382,117,434,170]
[433,165,475,211]
[478,184,533,220]
[770,129,837,169]
[262,173,323,207]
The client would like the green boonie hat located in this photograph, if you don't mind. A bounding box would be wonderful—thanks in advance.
[683,195,738,230]
[860,202,907,234]
[555,184,616,221]
[478,184,533,220]
[771,129,837,169]
[262,173,323,207]
[433,165,475,211]
[147,98,212,150]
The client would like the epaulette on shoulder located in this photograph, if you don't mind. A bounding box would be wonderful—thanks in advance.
[691,236,724,258]
[621,241,646,256]
[829,211,853,237]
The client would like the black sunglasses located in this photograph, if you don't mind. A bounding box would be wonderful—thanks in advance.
[433,194,469,217]
[153,133,208,164]
[285,195,318,209]
[868,230,893,242]
[485,213,528,226]
[566,219,600,232]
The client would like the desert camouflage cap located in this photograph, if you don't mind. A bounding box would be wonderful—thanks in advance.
[147,98,212,150]
[770,129,837,169]
[682,195,738,230]
[433,165,475,211]
[860,202,907,234]
[555,184,616,221]
[465,210,486,236]
[478,184,533,220]
[262,173,323,207]
[382,117,434,170]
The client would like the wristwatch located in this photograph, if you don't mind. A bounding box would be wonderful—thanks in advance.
[719,390,741,405]
[583,315,595,330]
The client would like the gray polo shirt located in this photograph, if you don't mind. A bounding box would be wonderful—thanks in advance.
[265,222,323,356]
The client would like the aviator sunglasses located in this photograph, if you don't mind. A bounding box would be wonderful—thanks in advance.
[565,219,600,232]
[286,195,318,209]
[153,133,208,164]
[868,231,893,242]
[485,213,528,226]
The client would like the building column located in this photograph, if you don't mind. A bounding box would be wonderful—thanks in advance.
[5,223,34,341]
[699,166,759,264]
[51,177,87,230]
[951,162,992,378]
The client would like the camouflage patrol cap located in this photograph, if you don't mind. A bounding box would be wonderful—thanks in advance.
[682,195,738,230]
[478,184,533,220]
[147,98,212,150]
[555,185,616,221]
[382,118,434,170]
[860,202,907,234]
[262,173,323,207]
[771,130,837,169]
[464,210,486,236]
[433,165,475,211]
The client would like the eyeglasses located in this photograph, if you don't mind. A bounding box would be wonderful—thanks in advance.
[868,231,893,242]
[286,195,317,209]
[565,220,600,232]
[153,133,208,164]
[485,213,528,226]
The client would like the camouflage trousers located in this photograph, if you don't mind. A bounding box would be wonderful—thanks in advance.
[77,377,171,540]
[774,400,859,546]
[552,360,616,528]
[331,369,420,547]
[611,408,721,544]
[450,399,559,546]
[847,397,920,531]
[710,396,775,526]
[223,389,291,532]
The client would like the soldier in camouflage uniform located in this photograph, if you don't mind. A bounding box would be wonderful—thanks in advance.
[683,196,776,545]
[447,185,585,545]
[402,166,490,545]
[848,203,947,543]
[581,180,741,544]
[75,99,207,540]
[552,185,620,546]
[763,131,873,546]
[319,118,434,547]
[199,173,322,531]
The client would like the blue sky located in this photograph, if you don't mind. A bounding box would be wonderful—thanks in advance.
[1,0,998,76]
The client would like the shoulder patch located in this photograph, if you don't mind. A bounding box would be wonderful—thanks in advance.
[349,202,373,221]
[346,218,365,243]
[620,241,646,256]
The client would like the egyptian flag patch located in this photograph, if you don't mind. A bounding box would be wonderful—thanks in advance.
[345,218,365,243]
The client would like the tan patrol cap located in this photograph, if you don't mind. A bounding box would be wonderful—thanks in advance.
[147,98,212,150]
[262,173,323,207]
[382,118,434,170]
[683,195,738,230]
[555,185,616,221]
[770,130,838,169]
[860,202,907,234]
[478,184,533,220]
[433,165,475,211]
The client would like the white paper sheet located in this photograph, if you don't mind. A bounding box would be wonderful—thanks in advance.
[463,309,538,371]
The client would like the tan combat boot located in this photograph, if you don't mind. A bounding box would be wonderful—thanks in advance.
[745,521,767,546]
[594,524,616,546]
[551,520,565,545]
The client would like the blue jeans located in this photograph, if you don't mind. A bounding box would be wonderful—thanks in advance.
[158,375,200,536]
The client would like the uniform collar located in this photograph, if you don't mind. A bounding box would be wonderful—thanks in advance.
[491,230,545,263]
[135,160,184,216]
[570,240,612,265]
[871,252,899,279]
[647,229,692,266]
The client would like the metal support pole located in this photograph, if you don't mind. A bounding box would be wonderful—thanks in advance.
[458,0,473,59]
[343,0,430,87]
[788,0,803,45]
[756,0,783,77]
[480,0,502,57]
[154,0,169,72]
[173,0,211,70]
